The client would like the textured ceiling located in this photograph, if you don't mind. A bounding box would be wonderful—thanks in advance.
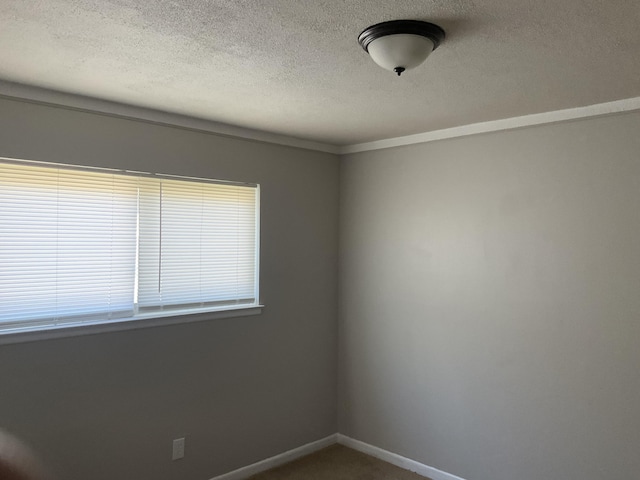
[1,0,640,146]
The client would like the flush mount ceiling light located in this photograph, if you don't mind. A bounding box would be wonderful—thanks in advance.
[358,20,445,76]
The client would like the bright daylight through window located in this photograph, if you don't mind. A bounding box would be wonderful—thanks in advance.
[0,159,260,335]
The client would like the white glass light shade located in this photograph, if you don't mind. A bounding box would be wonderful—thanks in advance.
[367,34,435,73]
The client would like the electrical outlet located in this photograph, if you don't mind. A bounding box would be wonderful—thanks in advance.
[172,437,185,460]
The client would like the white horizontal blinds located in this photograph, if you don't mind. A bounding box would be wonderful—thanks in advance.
[0,162,138,328]
[138,178,257,311]
[136,177,161,308]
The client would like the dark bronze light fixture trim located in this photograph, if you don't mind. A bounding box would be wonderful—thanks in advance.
[358,20,446,53]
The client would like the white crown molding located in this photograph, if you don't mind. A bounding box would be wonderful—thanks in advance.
[0,80,341,154]
[339,96,640,154]
[209,434,338,480]
[4,80,640,157]
[337,434,467,480]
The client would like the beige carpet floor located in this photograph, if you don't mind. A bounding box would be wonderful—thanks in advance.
[248,445,431,480]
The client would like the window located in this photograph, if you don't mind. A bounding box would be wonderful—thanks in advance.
[0,158,260,336]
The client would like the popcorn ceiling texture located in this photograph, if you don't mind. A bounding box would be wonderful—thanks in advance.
[1,0,639,145]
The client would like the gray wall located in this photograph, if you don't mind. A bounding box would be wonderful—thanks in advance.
[339,112,640,480]
[4,95,640,480]
[0,97,340,480]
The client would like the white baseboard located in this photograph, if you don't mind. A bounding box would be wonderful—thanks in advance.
[209,434,338,480]
[336,434,467,480]
[209,433,466,480]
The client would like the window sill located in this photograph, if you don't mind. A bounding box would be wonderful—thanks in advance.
[0,305,264,346]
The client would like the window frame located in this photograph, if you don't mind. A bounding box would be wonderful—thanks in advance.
[0,157,263,344]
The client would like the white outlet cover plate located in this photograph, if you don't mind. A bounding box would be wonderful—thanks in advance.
[172,437,185,460]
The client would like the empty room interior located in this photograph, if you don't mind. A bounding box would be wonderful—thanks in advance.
[1,1,639,480]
